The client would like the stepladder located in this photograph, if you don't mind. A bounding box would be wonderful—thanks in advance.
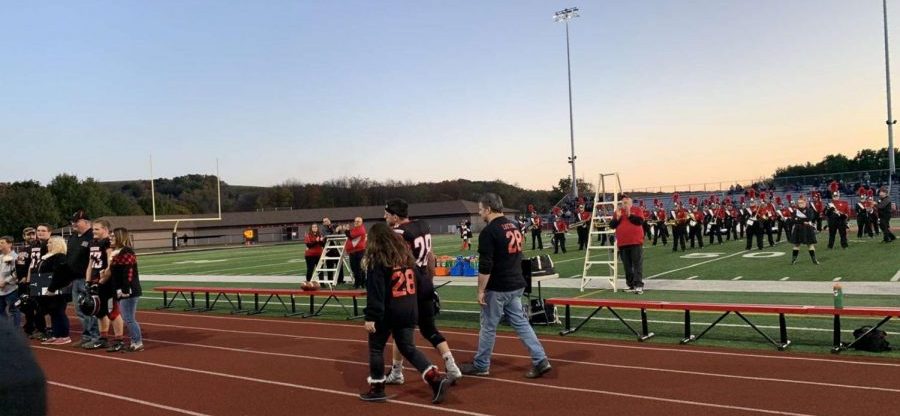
[312,235,354,287]
[581,173,622,292]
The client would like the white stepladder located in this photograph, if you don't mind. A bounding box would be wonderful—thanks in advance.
[581,173,621,292]
[311,235,354,287]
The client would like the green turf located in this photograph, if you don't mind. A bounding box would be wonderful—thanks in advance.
[138,223,900,282]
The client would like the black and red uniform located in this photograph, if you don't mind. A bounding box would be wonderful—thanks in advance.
[304,231,325,282]
[552,216,568,254]
[576,208,591,250]
[88,238,118,321]
[652,207,668,246]
[393,220,446,348]
[826,198,851,249]
[688,209,704,249]
[530,214,543,250]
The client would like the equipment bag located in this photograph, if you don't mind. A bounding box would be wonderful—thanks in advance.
[529,255,555,276]
[851,326,892,352]
[527,298,559,325]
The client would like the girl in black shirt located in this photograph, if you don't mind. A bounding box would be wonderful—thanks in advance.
[360,223,450,404]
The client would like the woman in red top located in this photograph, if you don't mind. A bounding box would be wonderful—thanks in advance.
[609,196,645,294]
[304,224,325,282]
[344,217,367,288]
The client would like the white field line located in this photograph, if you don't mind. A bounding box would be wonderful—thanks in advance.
[48,381,211,416]
[780,277,791,281]
[891,269,900,282]
[832,277,842,282]
[732,276,743,281]
[137,310,900,368]
[686,276,698,280]
[646,249,750,279]
[36,348,491,416]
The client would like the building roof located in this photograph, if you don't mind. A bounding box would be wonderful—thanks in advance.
[93,200,517,231]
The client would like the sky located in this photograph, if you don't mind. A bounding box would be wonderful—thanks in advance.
[1,0,896,191]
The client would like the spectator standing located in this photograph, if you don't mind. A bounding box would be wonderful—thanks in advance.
[609,196,646,294]
[345,217,367,289]
[107,228,144,352]
[67,210,99,348]
[0,236,20,329]
[304,224,325,282]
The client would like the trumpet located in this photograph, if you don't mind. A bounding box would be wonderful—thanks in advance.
[569,219,589,228]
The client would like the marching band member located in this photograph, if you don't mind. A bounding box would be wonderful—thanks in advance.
[575,204,591,250]
[652,199,669,246]
[745,200,765,250]
[671,199,689,252]
[552,209,568,254]
[867,191,881,236]
[855,190,872,239]
[760,193,776,247]
[812,192,825,231]
[688,201,704,249]
[826,191,850,249]
[528,206,544,250]
[790,195,820,265]
[639,201,652,241]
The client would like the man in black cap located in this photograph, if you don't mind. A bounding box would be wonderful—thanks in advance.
[67,209,100,348]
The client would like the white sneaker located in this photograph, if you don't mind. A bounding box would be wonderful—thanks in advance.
[384,365,405,385]
[445,359,463,384]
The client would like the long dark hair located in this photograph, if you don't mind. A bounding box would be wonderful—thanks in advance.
[364,222,414,270]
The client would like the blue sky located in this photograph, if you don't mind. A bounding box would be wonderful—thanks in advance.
[1,1,895,190]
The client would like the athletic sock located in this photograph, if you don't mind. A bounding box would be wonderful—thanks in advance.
[808,250,817,262]
[791,249,799,261]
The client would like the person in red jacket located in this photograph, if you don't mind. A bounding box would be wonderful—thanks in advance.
[304,224,325,282]
[610,196,645,294]
[345,217,368,288]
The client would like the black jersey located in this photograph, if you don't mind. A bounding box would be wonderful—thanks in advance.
[27,241,47,276]
[394,220,432,271]
[478,216,526,292]
[88,238,111,280]
[364,266,419,326]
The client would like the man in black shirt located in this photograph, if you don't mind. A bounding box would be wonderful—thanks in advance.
[67,210,100,348]
[460,193,550,379]
[876,187,896,242]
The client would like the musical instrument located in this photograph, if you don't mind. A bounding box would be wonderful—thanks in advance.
[569,219,589,229]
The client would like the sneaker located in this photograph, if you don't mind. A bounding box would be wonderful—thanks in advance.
[82,340,105,350]
[458,363,489,377]
[28,332,43,340]
[384,365,405,385]
[424,369,451,404]
[791,258,797,265]
[525,359,552,379]
[634,287,644,295]
[445,359,462,385]
[106,340,125,353]
[40,337,58,345]
[38,332,52,342]
[50,337,72,345]
[125,343,144,352]
[359,382,387,402]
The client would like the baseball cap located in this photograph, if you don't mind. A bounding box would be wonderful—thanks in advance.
[71,209,90,223]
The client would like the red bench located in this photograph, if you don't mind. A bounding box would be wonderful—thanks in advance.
[546,298,900,353]
[154,286,366,320]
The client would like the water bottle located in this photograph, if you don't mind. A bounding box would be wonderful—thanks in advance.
[832,283,843,309]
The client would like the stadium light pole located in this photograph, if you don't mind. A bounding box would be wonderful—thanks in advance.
[555,7,580,199]
[883,0,896,193]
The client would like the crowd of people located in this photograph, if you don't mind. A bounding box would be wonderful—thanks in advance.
[0,211,144,352]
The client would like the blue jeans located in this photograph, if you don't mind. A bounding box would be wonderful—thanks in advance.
[0,290,21,329]
[72,280,99,342]
[473,288,547,370]
[118,296,142,344]
[48,297,69,338]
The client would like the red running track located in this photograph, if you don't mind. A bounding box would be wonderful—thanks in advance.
[33,310,900,416]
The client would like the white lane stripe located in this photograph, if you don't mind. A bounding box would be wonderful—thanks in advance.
[732,276,743,281]
[137,311,900,368]
[129,339,820,416]
[780,277,791,281]
[36,348,490,416]
[646,249,750,279]
[686,276,698,280]
[140,330,900,395]
[832,277,842,282]
[891,269,900,282]
[48,381,211,416]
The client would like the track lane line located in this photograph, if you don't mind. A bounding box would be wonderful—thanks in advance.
[48,381,212,416]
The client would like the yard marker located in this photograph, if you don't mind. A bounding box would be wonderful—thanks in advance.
[780,277,791,281]
[832,277,842,282]
[891,269,900,282]
[732,276,743,281]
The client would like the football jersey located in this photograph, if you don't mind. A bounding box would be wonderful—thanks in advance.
[88,238,111,280]
[28,241,47,275]
[394,220,432,272]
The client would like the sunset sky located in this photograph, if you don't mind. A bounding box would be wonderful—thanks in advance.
[2,0,896,191]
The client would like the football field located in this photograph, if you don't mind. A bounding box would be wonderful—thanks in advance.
[138,221,900,283]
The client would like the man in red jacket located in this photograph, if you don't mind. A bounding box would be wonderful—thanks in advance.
[610,196,645,294]
[345,217,367,288]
